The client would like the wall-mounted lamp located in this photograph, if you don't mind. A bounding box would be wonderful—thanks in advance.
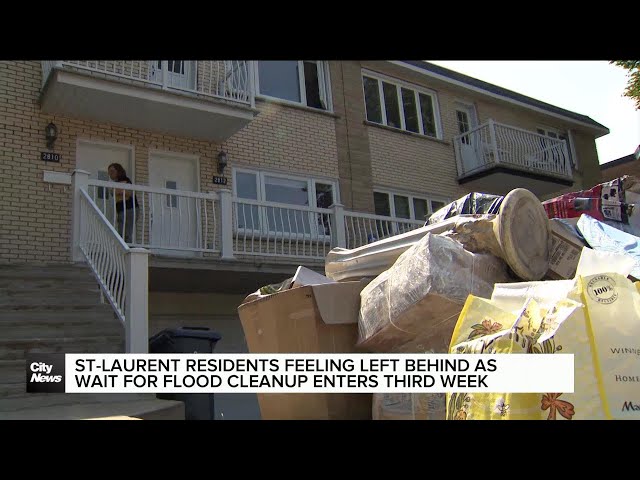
[217,150,228,175]
[45,122,58,150]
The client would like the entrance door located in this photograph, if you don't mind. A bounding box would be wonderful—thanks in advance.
[76,141,134,231]
[455,104,481,173]
[148,153,199,256]
[149,61,195,90]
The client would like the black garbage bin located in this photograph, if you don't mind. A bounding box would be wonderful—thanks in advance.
[149,327,222,421]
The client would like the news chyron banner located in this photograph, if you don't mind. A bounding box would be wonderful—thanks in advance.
[26,353,574,394]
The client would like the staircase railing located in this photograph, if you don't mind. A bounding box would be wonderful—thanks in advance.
[72,170,148,353]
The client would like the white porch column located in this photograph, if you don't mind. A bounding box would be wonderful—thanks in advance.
[125,247,149,354]
[331,203,346,249]
[219,189,235,260]
[71,169,91,263]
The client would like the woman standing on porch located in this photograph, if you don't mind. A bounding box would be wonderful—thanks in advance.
[108,163,138,244]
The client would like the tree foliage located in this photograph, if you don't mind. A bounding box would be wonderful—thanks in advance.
[611,60,640,110]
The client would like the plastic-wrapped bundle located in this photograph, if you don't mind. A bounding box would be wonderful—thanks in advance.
[357,233,512,353]
[372,392,446,421]
[427,192,504,226]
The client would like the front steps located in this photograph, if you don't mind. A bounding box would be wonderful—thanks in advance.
[0,263,184,420]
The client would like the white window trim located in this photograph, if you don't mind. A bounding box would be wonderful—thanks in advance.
[374,188,450,221]
[253,61,333,113]
[536,125,575,169]
[76,138,136,183]
[232,167,339,239]
[361,69,443,140]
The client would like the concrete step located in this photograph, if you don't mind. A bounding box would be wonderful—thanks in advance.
[0,304,113,314]
[0,360,28,384]
[0,264,95,280]
[0,290,103,306]
[0,336,124,361]
[0,307,117,324]
[0,393,185,421]
[0,398,185,420]
[0,321,123,340]
[0,278,101,289]
[0,392,155,409]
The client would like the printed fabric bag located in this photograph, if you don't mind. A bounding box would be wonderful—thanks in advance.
[446,248,640,420]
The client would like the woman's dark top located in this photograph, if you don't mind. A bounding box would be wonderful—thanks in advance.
[115,177,139,212]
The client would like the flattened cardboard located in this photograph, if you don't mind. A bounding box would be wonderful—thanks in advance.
[238,280,371,420]
[547,220,588,280]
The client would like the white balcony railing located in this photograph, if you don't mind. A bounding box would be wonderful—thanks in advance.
[42,60,255,107]
[232,198,335,259]
[343,211,425,250]
[72,173,429,262]
[86,180,220,254]
[453,120,572,180]
[73,173,149,354]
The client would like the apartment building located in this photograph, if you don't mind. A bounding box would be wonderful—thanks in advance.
[0,60,609,419]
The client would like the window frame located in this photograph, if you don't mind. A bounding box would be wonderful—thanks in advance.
[361,69,443,140]
[232,167,339,239]
[373,188,450,223]
[253,61,333,113]
[537,125,575,168]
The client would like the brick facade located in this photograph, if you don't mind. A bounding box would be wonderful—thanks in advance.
[359,61,605,203]
[0,60,607,264]
[0,61,338,264]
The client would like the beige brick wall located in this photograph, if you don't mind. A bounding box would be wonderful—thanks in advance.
[367,127,458,200]
[1,59,606,265]
[0,61,338,264]
[359,61,605,201]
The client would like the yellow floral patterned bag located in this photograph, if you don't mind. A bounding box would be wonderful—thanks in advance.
[446,248,640,420]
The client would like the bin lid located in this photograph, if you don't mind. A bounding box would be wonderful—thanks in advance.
[159,327,222,342]
[496,188,551,281]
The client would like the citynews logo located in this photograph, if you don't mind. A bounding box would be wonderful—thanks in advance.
[26,353,65,393]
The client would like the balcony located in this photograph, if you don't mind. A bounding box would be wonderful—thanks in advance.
[40,61,257,142]
[453,120,574,197]
[73,175,424,265]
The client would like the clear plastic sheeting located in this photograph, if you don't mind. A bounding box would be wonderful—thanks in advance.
[427,192,504,226]
[357,233,512,353]
[372,392,446,420]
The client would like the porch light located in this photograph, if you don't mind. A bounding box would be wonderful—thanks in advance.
[45,122,58,149]
[217,150,228,174]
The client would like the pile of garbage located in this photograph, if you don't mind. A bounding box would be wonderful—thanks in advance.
[237,175,640,420]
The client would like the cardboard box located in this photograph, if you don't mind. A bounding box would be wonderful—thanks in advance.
[546,218,588,280]
[238,279,372,420]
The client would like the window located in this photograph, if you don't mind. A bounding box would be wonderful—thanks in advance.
[256,61,332,111]
[374,190,448,222]
[537,127,573,168]
[233,169,338,236]
[165,180,178,208]
[97,170,110,200]
[362,73,440,138]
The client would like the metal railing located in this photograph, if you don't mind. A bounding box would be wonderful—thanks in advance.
[453,120,572,179]
[87,180,219,254]
[232,198,335,259]
[42,60,255,107]
[343,211,425,250]
[75,184,148,354]
[78,190,129,322]
[74,176,432,262]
